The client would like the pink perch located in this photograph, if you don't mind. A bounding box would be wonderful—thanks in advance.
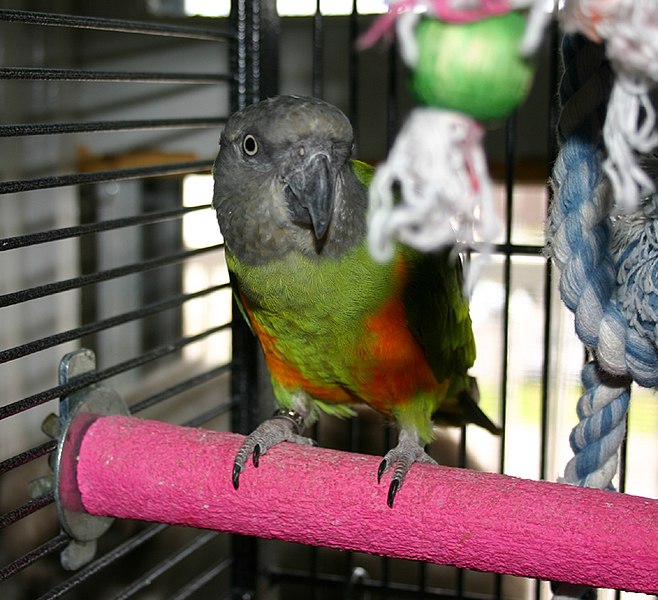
[76,415,657,593]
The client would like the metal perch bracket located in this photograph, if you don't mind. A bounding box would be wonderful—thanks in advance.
[30,348,130,570]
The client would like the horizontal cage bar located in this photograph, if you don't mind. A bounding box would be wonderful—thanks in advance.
[0,532,70,582]
[270,568,485,600]
[130,363,232,415]
[1,205,209,251]
[33,524,168,600]
[1,281,229,363]
[0,440,57,475]
[0,116,227,137]
[0,493,54,531]
[0,369,231,476]
[111,531,219,599]
[0,67,230,84]
[181,400,234,429]
[0,321,231,421]
[0,244,222,308]
[0,283,230,364]
[168,557,233,600]
[0,9,231,41]
[0,158,213,195]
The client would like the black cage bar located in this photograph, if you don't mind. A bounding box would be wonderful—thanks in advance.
[0,4,234,598]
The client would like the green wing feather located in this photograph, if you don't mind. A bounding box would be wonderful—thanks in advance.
[403,249,475,381]
[350,158,375,188]
[227,262,254,334]
[352,159,499,434]
[352,158,474,379]
[404,251,499,433]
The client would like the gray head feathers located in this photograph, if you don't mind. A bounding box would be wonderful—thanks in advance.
[213,95,368,264]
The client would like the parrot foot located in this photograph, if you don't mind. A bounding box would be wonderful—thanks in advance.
[377,429,437,508]
[232,408,316,490]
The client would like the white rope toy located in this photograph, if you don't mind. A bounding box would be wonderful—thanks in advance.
[364,0,656,293]
[561,0,658,212]
[368,108,499,293]
[365,0,543,292]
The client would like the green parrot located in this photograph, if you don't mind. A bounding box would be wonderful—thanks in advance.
[213,95,499,507]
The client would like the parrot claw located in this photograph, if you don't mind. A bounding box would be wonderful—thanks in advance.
[387,479,400,509]
[232,410,315,490]
[378,429,437,508]
[377,459,388,484]
[252,443,262,468]
[232,463,242,490]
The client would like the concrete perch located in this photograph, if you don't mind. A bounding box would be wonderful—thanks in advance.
[71,415,657,593]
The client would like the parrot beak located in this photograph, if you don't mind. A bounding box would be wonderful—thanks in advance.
[284,152,336,241]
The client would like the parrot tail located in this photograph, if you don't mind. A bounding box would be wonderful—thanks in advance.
[431,377,502,435]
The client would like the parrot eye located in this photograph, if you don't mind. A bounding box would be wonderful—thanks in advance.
[242,134,258,156]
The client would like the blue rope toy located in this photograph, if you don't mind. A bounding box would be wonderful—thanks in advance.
[548,34,658,492]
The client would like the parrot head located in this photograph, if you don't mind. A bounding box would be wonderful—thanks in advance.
[213,95,367,263]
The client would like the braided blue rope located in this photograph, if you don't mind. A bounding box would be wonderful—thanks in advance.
[563,362,630,490]
[549,35,658,600]
[552,37,658,387]
[542,30,658,600]
[549,34,633,494]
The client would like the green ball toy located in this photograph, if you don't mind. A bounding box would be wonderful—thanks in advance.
[411,12,535,122]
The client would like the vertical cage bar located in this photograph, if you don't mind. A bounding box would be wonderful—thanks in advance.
[228,2,278,597]
[309,0,320,552]
[344,1,360,588]
[229,3,280,598]
[386,37,398,150]
[348,0,359,149]
[540,17,562,490]
[231,0,248,111]
[537,21,562,600]
[228,0,261,446]
[248,0,260,104]
[309,12,322,594]
[258,0,280,101]
[313,0,323,98]
[494,111,518,600]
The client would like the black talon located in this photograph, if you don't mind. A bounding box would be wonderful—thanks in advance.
[231,414,315,491]
[387,478,400,508]
[377,459,388,484]
[232,463,242,490]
